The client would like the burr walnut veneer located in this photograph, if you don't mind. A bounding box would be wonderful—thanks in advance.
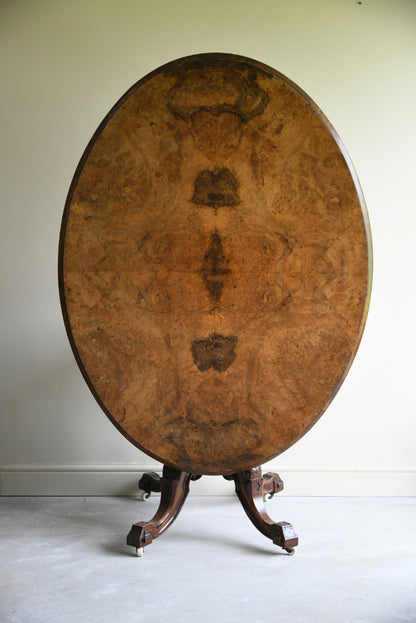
[59,54,371,554]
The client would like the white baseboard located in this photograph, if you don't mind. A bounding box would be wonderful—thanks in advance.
[1,464,415,496]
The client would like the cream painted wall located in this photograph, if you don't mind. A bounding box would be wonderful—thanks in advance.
[1,0,415,495]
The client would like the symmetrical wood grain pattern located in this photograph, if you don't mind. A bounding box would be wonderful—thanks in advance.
[59,54,372,475]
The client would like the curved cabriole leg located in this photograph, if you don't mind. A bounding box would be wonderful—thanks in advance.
[232,467,298,553]
[127,466,193,555]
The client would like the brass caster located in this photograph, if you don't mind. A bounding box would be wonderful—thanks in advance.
[139,490,150,501]
[285,547,296,556]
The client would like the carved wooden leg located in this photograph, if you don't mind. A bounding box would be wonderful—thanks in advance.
[231,467,298,554]
[127,466,197,555]
[262,471,284,499]
[138,471,161,499]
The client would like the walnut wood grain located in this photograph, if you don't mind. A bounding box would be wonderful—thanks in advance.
[59,53,372,475]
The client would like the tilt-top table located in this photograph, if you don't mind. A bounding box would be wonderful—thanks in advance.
[59,53,372,556]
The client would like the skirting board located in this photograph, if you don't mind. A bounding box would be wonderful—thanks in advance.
[1,465,415,496]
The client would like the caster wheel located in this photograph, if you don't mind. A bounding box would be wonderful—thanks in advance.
[285,547,296,556]
[139,490,150,501]
[263,493,273,502]
[136,547,144,557]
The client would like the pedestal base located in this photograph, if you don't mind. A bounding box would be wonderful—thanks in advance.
[126,466,298,556]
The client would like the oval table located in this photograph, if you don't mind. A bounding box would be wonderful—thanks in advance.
[59,53,372,555]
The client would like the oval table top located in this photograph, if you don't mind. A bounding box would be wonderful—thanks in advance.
[59,53,372,475]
